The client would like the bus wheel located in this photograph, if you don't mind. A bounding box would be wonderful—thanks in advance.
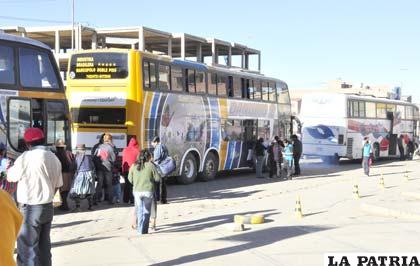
[374,143,380,160]
[177,153,198,184]
[199,152,219,181]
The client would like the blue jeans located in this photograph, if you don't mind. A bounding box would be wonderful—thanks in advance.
[17,203,54,266]
[133,192,153,234]
[362,156,370,176]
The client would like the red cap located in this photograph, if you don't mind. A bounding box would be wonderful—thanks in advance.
[23,128,44,143]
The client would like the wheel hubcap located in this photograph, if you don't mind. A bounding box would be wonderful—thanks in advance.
[206,160,214,176]
[183,159,194,178]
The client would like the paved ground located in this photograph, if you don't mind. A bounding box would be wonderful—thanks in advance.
[50,158,420,266]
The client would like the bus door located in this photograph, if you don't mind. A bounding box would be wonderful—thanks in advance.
[7,97,69,153]
[387,111,397,156]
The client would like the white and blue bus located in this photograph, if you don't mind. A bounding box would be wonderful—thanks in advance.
[300,93,419,162]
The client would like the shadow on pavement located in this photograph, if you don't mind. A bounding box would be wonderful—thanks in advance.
[52,219,95,229]
[158,209,278,233]
[170,189,264,204]
[52,236,114,248]
[303,210,327,217]
[151,225,333,266]
[370,170,412,177]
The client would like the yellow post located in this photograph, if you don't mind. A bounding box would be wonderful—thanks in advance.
[295,195,303,218]
[379,174,385,189]
[353,185,360,199]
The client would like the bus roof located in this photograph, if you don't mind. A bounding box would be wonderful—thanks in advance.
[303,92,416,107]
[345,93,417,107]
[0,32,51,50]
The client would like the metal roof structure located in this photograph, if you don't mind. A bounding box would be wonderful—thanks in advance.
[1,24,263,82]
[0,32,51,50]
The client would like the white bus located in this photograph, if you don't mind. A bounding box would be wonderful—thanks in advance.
[300,93,419,162]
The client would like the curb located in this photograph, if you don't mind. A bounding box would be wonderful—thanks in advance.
[360,203,420,220]
[401,192,420,200]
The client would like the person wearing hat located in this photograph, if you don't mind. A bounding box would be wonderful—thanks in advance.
[69,144,96,211]
[7,127,63,266]
[54,139,75,211]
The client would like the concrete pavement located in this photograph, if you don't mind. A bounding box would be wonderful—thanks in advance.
[50,158,420,266]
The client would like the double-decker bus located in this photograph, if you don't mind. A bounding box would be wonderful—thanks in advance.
[67,49,291,184]
[0,33,70,157]
[300,93,419,162]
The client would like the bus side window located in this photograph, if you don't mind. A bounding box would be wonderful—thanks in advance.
[171,66,184,92]
[149,62,157,90]
[262,81,269,102]
[268,82,276,102]
[217,75,227,96]
[186,69,195,93]
[143,60,150,89]
[254,80,262,100]
[397,105,405,119]
[196,71,206,94]
[0,45,16,85]
[158,64,170,91]
[242,78,249,99]
[227,76,234,97]
[376,103,387,118]
[359,101,366,117]
[248,80,255,100]
[208,73,217,95]
[233,76,242,99]
[352,101,359,117]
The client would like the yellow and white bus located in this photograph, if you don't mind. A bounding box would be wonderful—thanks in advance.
[0,33,70,156]
[67,49,291,184]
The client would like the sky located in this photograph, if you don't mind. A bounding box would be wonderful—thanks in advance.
[1,0,420,102]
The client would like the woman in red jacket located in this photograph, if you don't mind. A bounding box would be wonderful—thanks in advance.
[122,137,139,204]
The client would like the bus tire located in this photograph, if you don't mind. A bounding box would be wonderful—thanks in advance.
[374,143,380,160]
[199,152,219,181]
[177,153,198,184]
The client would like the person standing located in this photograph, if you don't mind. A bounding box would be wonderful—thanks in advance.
[128,149,161,235]
[283,139,294,180]
[151,136,168,204]
[268,137,283,179]
[0,189,23,266]
[254,137,266,178]
[69,144,96,211]
[7,127,63,266]
[362,137,373,176]
[122,137,139,204]
[91,133,105,157]
[407,139,415,160]
[272,136,284,178]
[94,133,117,205]
[54,139,75,211]
[398,135,405,161]
[291,135,303,176]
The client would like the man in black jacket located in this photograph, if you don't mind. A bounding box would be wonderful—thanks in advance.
[291,135,302,176]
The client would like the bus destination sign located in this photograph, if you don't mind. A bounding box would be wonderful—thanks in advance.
[69,53,128,79]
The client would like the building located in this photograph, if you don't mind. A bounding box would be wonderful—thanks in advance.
[1,25,262,85]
